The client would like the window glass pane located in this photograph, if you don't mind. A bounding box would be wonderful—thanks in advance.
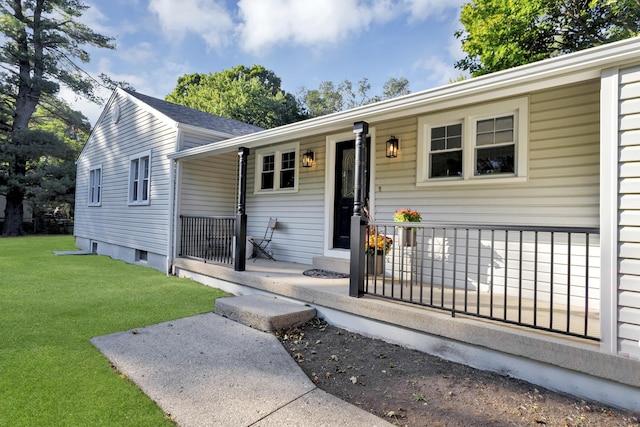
[142,157,149,179]
[475,144,515,175]
[261,172,274,190]
[96,171,101,203]
[430,150,462,178]
[447,123,462,137]
[495,115,513,131]
[280,170,295,188]
[476,132,494,146]
[476,119,494,133]
[131,159,139,201]
[431,139,445,151]
[448,136,462,149]
[494,130,513,144]
[431,127,445,139]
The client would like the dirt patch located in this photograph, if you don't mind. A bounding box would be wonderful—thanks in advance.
[277,318,639,427]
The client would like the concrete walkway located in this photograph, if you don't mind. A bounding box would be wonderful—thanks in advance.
[91,309,392,426]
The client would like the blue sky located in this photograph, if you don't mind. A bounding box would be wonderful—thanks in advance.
[66,0,468,124]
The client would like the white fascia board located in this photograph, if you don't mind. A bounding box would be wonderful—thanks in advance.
[170,36,640,162]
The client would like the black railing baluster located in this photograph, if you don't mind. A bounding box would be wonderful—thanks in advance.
[178,215,236,267]
[359,220,599,341]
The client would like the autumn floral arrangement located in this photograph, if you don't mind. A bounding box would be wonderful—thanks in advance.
[365,231,393,255]
[393,208,422,223]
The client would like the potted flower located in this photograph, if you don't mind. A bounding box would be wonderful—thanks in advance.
[394,208,422,223]
[365,232,393,255]
[365,231,393,274]
[394,208,421,246]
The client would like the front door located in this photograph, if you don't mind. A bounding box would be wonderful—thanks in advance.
[332,139,369,249]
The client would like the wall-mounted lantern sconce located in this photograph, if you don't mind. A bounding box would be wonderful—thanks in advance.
[386,136,399,158]
[302,149,314,167]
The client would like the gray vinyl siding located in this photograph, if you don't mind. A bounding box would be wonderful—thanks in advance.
[181,133,227,150]
[618,65,640,358]
[179,153,238,216]
[373,81,600,227]
[75,92,177,256]
[245,138,327,265]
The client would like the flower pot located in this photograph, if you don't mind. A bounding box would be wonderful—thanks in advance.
[401,228,417,247]
[367,254,384,275]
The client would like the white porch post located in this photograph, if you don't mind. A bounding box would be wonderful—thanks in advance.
[600,67,620,354]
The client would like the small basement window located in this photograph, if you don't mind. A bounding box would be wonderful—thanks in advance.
[135,249,148,262]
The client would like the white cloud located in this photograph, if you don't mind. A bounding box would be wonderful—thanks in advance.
[119,42,158,64]
[148,0,234,49]
[237,0,398,54]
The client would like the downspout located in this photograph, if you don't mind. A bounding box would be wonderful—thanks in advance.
[167,158,178,275]
[166,128,182,275]
[349,121,368,297]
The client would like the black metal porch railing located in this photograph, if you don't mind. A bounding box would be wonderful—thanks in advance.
[179,215,235,266]
[364,222,600,341]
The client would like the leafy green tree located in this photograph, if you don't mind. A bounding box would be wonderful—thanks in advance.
[166,65,306,128]
[0,0,115,235]
[455,0,640,77]
[299,77,410,117]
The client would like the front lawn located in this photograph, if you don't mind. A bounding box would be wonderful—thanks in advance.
[0,236,227,426]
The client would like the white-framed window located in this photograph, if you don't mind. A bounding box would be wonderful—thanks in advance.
[88,165,102,206]
[429,122,463,178]
[254,142,299,193]
[417,97,528,185]
[474,114,515,176]
[129,150,151,205]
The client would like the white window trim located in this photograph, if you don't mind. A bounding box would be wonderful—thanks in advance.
[88,164,102,207]
[128,150,152,206]
[254,142,300,194]
[417,97,528,186]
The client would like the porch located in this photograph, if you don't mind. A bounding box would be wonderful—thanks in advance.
[171,255,639,408]
[178,216,600,341]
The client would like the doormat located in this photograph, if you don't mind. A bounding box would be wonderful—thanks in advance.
[302,269,349,279]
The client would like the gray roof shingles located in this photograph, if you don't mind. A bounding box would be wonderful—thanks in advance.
[124,89,264,137]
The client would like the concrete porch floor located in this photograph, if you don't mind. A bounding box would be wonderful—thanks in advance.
[171,256,640,411]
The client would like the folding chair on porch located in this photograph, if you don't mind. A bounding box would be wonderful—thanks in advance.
[249,217,277,261]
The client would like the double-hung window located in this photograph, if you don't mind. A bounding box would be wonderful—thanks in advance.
[88,165,102,206]
[129,151,151,205]
[417,97,527,185]
[255,142,299,193]
[475,115,515,175]
[429,123,462,178]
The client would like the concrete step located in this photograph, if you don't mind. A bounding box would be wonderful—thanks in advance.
[214,295,316,333]
[312,256,349,274]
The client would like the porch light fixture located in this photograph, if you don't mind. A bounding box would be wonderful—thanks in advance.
[302,149,314,168]
[386,136,399,158]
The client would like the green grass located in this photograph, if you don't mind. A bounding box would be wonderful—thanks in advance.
[0,236,229,426]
